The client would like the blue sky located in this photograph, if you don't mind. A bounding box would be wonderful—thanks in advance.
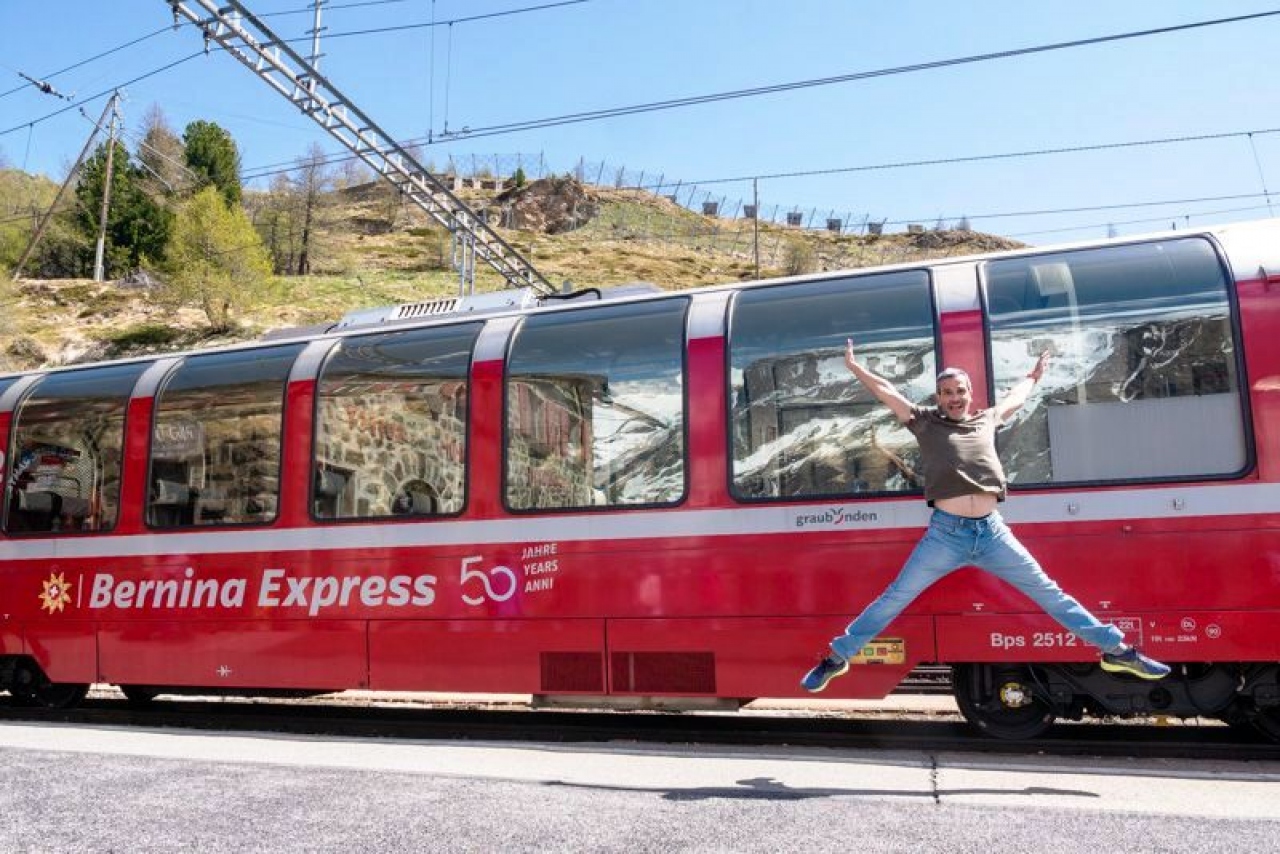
[3,0,1280,244]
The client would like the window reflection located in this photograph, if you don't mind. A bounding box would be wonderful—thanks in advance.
[728,271,936,500]
[986,238,1245,484]
[506,299,688,510]
[148,345,303,527]
[314,324,478,519]
[7,364,146,534]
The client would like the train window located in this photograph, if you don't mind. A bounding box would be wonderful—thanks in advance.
[313,323,480,520]
[5,362,148,534]
[985,237,1246,484]
[147,344,304,527]
[728,270,937,500]
[505,298,688,511]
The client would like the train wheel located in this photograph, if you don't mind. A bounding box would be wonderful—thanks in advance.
[1251,707,1280,743]
[10,662,89,709]
[1213,699,1262,740]
[953,663,1056,740]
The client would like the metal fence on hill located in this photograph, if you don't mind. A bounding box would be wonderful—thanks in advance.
[413,152,980,271]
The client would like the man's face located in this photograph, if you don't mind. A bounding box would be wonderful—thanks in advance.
[937,376,972,420]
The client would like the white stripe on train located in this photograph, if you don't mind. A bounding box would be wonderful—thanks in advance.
[2,481,1276,562]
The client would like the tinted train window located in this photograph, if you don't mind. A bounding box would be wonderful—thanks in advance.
[729,270,936,500]
[147,345,303,527]
[314,323,479,520]
[506,299,688,511]
[986,237,1246,484]
[6,363,148,534]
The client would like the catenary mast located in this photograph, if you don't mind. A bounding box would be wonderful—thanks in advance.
[165,0,554,296]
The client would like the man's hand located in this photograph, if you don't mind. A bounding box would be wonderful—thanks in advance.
[1028,350,1051,382]
[844,338,858,374]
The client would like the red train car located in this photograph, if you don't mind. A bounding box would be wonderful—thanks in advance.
[4,220,1279,740]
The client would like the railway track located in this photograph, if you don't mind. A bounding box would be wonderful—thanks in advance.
[2,693,1276,762]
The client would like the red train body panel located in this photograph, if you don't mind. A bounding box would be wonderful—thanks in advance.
[3,220,1279,738]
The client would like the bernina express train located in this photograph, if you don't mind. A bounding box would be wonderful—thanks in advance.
[3,219,1279,740]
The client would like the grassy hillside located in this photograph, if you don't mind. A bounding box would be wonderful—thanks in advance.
[0,169,58,273]
[0,175,1022,372]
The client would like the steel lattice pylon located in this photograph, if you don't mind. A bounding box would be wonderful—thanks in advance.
[166,0,554,295]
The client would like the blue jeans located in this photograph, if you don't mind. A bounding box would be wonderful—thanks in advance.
[829,508,1124,662]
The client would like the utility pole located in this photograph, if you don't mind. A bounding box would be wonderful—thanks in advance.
[93,98,122,282]
[11,95,117,282]
[308,0,326,69]
[753,178,760,280]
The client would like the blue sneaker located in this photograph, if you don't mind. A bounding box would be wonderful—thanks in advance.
[1100,646,1170,680]
[801,654,849,692]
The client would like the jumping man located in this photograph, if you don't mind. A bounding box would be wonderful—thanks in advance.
[801,340,1170,692]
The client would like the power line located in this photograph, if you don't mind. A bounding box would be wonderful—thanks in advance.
[0,0,589,140]
[0,1,418,102]
[0,52,205,138]
[886,191,1269,227]
[237,121,1280,204]
[8,6,1276,148]
[0,26,172,102]
[238,9,1280,179]
[673,128,1280,188]
[427,9,1280,141]
[8,5,1279,244]
[313,0,588,40]
[1009,203,1275,240]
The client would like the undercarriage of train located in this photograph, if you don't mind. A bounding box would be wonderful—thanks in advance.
[952,661,1280,741]
[3,653,1279,743]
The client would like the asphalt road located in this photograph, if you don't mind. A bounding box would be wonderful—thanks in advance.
[1,722,1277,852]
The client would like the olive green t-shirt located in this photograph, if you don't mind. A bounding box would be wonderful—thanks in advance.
[906,405,1007,504]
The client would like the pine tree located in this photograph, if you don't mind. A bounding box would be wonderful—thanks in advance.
[74,140,173,277]
[183,120,242,208]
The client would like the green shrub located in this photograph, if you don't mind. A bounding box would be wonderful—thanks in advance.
[783,241,817,276]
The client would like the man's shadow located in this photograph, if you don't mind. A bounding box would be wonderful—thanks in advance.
[545,775,1098,803]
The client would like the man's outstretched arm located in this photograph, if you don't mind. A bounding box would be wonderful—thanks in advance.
[845,339,914,424]
[995,351,1051,424]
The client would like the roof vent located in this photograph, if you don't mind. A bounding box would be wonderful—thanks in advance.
[334,288,540,329]
[390,298,460,319]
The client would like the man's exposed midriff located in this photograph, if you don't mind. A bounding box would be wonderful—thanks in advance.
[933,492,999,518]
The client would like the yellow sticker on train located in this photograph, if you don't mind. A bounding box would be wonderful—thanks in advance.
[849,638,905,665]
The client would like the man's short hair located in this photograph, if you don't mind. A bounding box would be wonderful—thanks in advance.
[936,367,971,390]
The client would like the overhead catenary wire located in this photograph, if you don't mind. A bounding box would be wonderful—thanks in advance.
[0,26,173,102]
[12,6,1266,159]
[6,5,1279,245]
[672,128,1280,189]
[1247,132,1275,217]
[0,0,587,138]
[880,191,1272,227]
[416,9,1280,141]
[1008,203,1276,239]
[0,0,428,103]
[0,52,205,139]
[238,123,1280,192]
